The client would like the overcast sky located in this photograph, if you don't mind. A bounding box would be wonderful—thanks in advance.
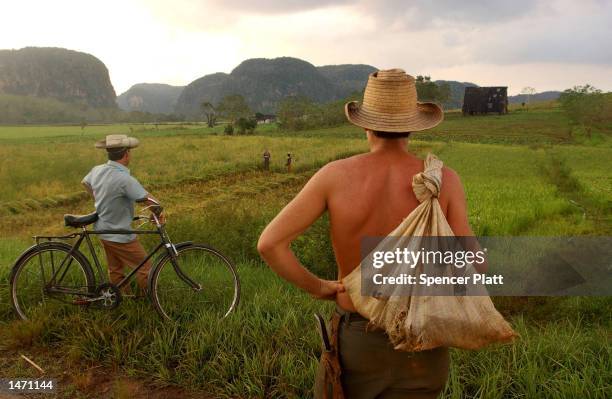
[2,0,611,95]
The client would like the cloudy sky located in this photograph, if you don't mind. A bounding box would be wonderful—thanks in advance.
[2,0,611,95]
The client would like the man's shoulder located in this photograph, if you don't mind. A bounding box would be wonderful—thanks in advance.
[84,163,105,179]
[92,162,117,173]
[441,165,461,187]
[319,153,365,175]
[89,163,133,183]
[310,154,366,191]
[439,165,464,203]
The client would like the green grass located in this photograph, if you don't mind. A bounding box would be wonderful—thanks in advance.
[0,123,207,140]
[0,106,611,397]
[265,105,609,145]
[0,133,366,205]
[1,258,610,398]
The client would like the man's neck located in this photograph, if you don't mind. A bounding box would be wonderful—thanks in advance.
[369,139,408,154]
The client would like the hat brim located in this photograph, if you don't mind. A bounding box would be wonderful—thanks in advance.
[344,101,444,133]
[95,137,140,149]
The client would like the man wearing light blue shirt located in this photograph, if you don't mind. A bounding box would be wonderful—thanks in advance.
[82,134,163,295]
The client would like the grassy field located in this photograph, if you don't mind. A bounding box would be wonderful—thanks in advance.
[0,105,611,398]
[0,123,209,140]
[0,133,363,206]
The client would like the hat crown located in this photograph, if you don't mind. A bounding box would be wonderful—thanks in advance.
[106,134,128,146]
[362,69,418,115]
[95,134,140,149]
[344,67,443,133]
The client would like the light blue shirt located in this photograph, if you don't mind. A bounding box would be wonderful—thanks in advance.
[82,161,148,243]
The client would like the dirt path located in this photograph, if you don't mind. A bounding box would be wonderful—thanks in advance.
[0,347,209,398]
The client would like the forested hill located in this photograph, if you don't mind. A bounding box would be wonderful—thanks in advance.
[0,47,116,108]
[434,80,478,109]
[509,91,561,104]
[117,83,184,114]
[0,47,562,123]
[315,64,377,96]
[174,57,377,117]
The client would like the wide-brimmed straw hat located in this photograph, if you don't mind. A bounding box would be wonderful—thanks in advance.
[345,69,443,133]
[95,134,140,150]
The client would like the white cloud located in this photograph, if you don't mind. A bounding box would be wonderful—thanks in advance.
[0,0,610,94]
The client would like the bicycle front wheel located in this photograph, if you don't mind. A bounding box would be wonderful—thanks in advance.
[150,243,240,322]
[10,242,95,320]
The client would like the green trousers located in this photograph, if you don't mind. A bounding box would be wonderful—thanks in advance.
[314,307,449,399]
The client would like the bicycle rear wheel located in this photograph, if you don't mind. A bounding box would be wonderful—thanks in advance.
[10,242,95,320]
[150,243,240,322]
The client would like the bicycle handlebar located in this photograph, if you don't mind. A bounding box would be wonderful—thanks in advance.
[141,204,164,215]
[134,205,166,229]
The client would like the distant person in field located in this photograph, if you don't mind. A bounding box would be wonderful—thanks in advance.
[263,149,271,171]
[286,152,292,172]
[82,134,163,296]
[259,69,476,398]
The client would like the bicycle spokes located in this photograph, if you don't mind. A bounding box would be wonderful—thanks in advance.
[11,245,95,320]
[151,244,240,322]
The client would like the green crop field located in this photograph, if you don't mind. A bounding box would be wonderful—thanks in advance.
[0,105,611,398]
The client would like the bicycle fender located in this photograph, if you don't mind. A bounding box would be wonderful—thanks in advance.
[9,241,91,283]
[9,244,41,279]
[9,242,73,280]
[148,241,194,287]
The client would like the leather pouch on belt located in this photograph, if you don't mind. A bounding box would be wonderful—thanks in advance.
[315,313,345,399]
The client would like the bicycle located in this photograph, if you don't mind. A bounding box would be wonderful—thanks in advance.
[9,207,240,322]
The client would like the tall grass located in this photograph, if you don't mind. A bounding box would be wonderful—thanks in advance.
[0,133,367,204]
[1,261,610,398]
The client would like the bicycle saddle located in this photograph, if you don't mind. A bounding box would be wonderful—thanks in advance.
[64,212,99,228]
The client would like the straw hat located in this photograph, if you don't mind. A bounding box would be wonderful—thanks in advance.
[95,134,140,150]
[345,69,443,133]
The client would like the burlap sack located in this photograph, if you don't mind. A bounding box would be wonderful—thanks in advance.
[343,154,516,351]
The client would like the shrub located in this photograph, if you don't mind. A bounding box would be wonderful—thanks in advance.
[559,85,611,138]
[235,117,257,135]
[224,124,234,135]
[277,93,360,131]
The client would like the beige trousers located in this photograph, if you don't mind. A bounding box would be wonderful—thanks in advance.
[100,239,152,294]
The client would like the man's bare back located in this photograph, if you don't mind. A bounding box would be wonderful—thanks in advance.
[257,134,473,309]
[320,143,471,311]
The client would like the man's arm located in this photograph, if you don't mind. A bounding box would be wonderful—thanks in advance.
[81,170,94,199]
[136,194,164,220]
[257,165,345,299]
[82,181,94,198]
[135,193,161,207]
[124,176,164,221]
[443,168,488,272]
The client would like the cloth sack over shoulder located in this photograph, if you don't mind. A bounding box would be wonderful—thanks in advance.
[342,154,516,351]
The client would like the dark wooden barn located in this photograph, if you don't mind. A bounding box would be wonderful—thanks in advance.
[462,87,508,115]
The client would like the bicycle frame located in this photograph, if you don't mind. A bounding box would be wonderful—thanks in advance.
[33,213,200,297]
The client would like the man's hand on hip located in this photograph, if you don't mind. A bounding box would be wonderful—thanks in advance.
[312,279,345,301]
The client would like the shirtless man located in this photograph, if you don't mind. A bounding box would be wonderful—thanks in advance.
[258,70,477,398]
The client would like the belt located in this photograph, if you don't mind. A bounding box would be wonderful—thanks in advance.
[335,305,369,326]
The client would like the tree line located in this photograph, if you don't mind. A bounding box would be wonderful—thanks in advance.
[559,85,612,138]
[276,76,451,131]
[200,95,258,135]
[0,94,185,124]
